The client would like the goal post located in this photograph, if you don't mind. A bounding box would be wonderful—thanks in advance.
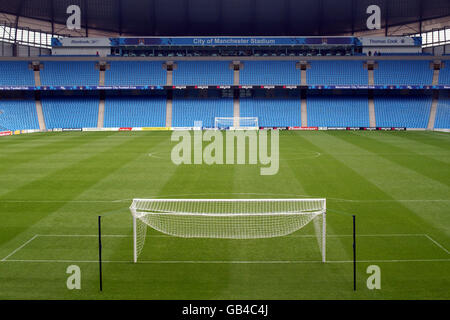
[215,117,259,130]
[131,198,326,263]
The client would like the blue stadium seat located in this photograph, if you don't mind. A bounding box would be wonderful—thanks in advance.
[240,61,300,85]
[0,62,35,86]
[307,61,367,85]
[240,98,301,127]
[104,96,166,127]
[374,61,433,85]
[374,95,432,128]
[307,95,369,127]
[42,96,99,129]
[105,62,166,86]
[438,64,450,85]
[0,99,39,130]
[40,62,99,86]
[173,61,233,85]
[434,93,450,129]
[172,96,233,128]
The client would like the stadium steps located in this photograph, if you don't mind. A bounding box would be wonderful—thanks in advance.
[35,99,46,131]
[167,67,173,86]
[432,62,440,85]
[99,69,105,86]
[233,63,240,127]
[368,67,374,86]
[427,91,439,130]
[301,94,307,127]
[34,68,41,86]
[369,94,376,127]
[33,64,45,131]
[233,97,240,127]
[166,96,173,127]
[301,69,307,86]
[234,63,239,85]
[98,99,105,128]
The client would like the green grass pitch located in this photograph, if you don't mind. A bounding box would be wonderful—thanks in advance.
[0,130,449,299]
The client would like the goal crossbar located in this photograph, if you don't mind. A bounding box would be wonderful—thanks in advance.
[214,117,258,129]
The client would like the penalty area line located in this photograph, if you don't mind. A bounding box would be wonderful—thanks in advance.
[1,234,39,262]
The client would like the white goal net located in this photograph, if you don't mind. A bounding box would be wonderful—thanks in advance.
[130,198,326,263]
[215,117,259,129]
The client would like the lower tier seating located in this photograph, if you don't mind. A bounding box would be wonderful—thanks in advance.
[105,96,167,128]
[240,97,301,127]
[42,96,99,129]
[307,95,370,127]
[374,95,432,128]
[434,93,450,129]
[0,99,39,130]
[172,96,233,128]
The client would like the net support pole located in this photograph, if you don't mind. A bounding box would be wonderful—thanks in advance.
[353,215,356,291]
[98,216,103,292]
[322,210,326,263]
[133,214,137,263]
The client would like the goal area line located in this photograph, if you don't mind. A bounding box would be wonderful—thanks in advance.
[1,233,449,264]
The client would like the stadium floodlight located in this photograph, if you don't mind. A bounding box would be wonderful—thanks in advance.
[130,198,326,263]
[215,117,259,130]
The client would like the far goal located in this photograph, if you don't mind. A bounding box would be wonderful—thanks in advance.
[214,117,259,130]
[130,198,326,263]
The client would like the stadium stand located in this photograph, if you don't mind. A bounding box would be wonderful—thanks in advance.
[434,92,450,129]
[40,62,99,86]
[172,93,233,128]
[240,61,300,85]
[105,62,166,86]
[374,94,432,128]
[42,96,99,129]
[307,94,370,127]
[240,97,302,127]
[374,61,433,85]
[306,61,367,85]
[0,99,39,130]
[438,64,450,85]
[173,61,233,85]
[104,96,167,127]
[0,62,35,86]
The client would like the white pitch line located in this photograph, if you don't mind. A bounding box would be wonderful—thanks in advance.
[423,234,450,255]
[33,233,429,239]
[2,258,450,264]
[1,234,39,261]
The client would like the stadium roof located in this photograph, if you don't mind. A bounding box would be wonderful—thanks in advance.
[0,0,449,37]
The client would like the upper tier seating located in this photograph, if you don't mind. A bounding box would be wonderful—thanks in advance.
[173,61,233,85]
[374,95,432,128]
[172,96,233,128]
[438,64,450,85]
[104,96,166,127]
[42,96,99,129]
[374,61,433,85]
[307,95,369,127]
[0,99,39,130]
[40,62,99,86]
[105,62,166,86]
[434,93,450,129]
[240,97,301,127]
[240,61,300,85]
[307,61,367,85]
[0,62,35,86]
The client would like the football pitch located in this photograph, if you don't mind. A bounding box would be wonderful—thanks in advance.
[0,130,449,299]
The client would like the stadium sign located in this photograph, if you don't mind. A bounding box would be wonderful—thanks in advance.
[360,36,421,47]
[107,37,357,47]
